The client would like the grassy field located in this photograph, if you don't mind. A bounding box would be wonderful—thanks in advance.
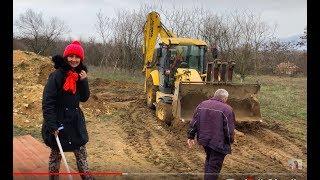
[237,75,307,122]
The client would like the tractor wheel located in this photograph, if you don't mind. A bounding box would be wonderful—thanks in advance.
[146,77,158,109]
[156,99,173,125]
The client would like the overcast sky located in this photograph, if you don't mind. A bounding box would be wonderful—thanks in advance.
[13,0,307,41]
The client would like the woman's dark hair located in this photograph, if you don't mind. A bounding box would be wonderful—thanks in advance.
[51,55,88,74]
[74,61,88,73]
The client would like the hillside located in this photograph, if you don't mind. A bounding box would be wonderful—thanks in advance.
[280,34,307,51]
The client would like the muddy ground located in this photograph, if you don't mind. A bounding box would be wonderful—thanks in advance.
[13,50,307,179]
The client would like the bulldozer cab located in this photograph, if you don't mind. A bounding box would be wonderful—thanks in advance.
[166,45,206,73]
[156,44,207,93]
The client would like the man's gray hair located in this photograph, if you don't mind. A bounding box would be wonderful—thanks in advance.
[214,89,229,100]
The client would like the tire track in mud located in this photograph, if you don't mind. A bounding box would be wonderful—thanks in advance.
[232,120,307,172]
[265,120,307,155]
[163,126,205,172]
[114,98,205,173]
[225,127,306,174]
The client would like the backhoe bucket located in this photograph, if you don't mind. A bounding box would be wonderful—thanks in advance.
[172,82,261,124]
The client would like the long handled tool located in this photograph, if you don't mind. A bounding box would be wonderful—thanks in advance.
[55,126,73,180]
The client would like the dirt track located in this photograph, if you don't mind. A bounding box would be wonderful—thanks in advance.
[13,50,307,179]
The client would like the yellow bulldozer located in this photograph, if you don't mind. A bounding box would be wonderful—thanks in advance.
[142,11,261,126]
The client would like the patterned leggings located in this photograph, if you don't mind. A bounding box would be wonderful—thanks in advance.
[49,146,94,180]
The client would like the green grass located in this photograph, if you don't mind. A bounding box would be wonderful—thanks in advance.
[88,66,144,83]
[13,125,42,140]
[235,75,307,121]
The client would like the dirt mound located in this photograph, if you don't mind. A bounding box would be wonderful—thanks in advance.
[13,50,54,84]
[13,50,54,130]
[235,120,265,133]
[13,50,306,179]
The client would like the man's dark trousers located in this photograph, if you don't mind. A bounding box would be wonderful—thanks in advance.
[204,146,226,180]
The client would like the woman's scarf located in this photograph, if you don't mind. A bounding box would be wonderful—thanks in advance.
[63,70,79,94]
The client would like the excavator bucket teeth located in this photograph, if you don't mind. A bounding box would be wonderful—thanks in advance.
[174,82,262,124]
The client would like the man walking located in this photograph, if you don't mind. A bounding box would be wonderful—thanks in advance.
[187,89,235,180]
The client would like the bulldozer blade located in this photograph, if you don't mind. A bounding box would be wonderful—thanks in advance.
[173,82,262,124]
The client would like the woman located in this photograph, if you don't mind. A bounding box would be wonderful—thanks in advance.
[41,40,93,180]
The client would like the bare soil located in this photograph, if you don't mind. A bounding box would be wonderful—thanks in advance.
[13,50,307,179]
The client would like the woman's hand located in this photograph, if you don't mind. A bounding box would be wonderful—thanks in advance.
[79,70,87,80]
[53,130,59,137]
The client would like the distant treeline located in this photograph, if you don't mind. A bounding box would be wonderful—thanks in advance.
[13,4,307,77]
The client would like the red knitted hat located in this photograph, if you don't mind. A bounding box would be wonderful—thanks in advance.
[63,40,84,61]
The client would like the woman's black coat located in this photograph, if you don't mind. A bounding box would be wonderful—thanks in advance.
[41,55,90,151]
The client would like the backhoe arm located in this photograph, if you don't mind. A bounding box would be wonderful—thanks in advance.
[143,11,176,73]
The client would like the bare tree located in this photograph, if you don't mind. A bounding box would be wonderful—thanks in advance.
[301,26,307,40]
[298,26,307,46]
[159,6,192,37]
[226,10,273,80]
[15,9,70,55]
[109,6,152,71]
[258,40,304,75]
[90,3,276,75]
[95,10,113,67]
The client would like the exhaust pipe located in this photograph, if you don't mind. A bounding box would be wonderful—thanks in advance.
[220,62,228,82]
[227,61,236,82]
[213,60,221,82]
